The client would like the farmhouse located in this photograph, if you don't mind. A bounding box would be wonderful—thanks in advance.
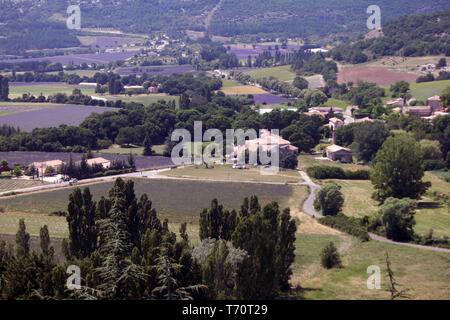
[403,106,433,117]
[418,64,436,72]
[326,145,353,163]
[30,160,65,176]
[148,86,158,93]
[234,130,298,156]
[77,157,111,169]
[328,117,344,130]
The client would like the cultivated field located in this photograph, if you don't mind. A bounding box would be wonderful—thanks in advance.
[219,85,269,95]
[0,151,173,169]
[0,105,118,131]
[9,83,96,99]
[0,179,46,193]
[103,93,179,106]
[0,177,305,222]
[337,66,418,87]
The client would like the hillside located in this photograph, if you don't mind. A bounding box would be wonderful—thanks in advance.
[331,9,450,63]
[1,0,450,52]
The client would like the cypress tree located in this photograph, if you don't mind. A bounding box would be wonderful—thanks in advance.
[143,134,154,156]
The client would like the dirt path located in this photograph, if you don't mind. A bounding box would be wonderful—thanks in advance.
[205,0,225,29]
[297,169,450,254]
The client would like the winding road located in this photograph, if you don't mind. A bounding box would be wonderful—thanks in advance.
[297,169,450,254]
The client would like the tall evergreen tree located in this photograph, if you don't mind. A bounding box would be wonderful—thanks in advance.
[143,134,154,156]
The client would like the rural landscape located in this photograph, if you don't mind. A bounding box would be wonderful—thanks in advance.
[0,0,449,305]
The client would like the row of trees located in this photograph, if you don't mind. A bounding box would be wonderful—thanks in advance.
[0,75,9,101]
[0,178,297,300]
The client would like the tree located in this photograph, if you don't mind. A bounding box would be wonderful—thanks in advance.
[440,86,450,107]
[199,199,236,241]
[277,208,297,291]
[143,134,154,156]
[127,152,136,170]
[385,251,410,299]
[320,242,341,269]
[390,81,410,100]
[353,121,389,163]
[66,188,97,258]
[279,151,298,169]
[115,127,135,147]
[15,219,30,257]
[315,182,344,216]
[437,58,447,68]
[371,134,430,203]
[293,76,309,90]
[378,197,416,242]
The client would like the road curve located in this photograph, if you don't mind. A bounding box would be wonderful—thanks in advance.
[297,169,450,254]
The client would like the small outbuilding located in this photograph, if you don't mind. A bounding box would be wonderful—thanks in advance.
[326,145,353,163]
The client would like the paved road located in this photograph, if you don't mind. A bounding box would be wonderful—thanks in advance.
[296,169,450,254]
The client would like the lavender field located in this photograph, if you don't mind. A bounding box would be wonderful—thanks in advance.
[230,93,290,105]
[0,105,118,131]
[89,36,137,49]
[0,51,138,65]
[116,65,196,76]
[0,152,174,169]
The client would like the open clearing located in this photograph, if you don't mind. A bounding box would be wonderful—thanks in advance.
[296,238,449,300]
[159,164,303,184]
[244,65,297,82]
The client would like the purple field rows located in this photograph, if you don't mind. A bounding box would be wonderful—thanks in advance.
[230,93,290,105]
[89,36,136,49]
[0,105,117,131]
[0,51,138,65]
[0,151,174,169]
[116,65,196,76]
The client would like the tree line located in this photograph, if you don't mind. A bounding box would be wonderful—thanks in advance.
[0,178,297,300]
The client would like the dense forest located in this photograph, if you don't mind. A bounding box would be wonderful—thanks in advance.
[1,0,449,52]
[331,9,450,63]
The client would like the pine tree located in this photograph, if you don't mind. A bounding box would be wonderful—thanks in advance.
[96,197,146,299]
[277,208,297,291]
[66,188,97,258]
[143,134,154,156]
[16,219,30,258]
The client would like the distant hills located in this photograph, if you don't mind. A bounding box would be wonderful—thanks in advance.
[331,9,450,63]
[1,0,450,52]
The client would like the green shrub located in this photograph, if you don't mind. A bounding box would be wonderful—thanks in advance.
[320,242,342,269]
[306,165,370,180]
[319,214,370,241]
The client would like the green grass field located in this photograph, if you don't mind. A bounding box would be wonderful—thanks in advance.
[103,93,179,106]
[327,171,450,237]
[160,164,303,184]
[409,80,450,102]
[244,65,296,82]
[9,85,96,98]
[323,98,351,111]
[297,238,449,300]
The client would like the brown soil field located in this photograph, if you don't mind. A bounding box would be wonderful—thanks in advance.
[338,66,418,87]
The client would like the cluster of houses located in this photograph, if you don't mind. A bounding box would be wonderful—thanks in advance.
[387,95,447,119]
[417,63,450,73]
[30,157,111,178]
